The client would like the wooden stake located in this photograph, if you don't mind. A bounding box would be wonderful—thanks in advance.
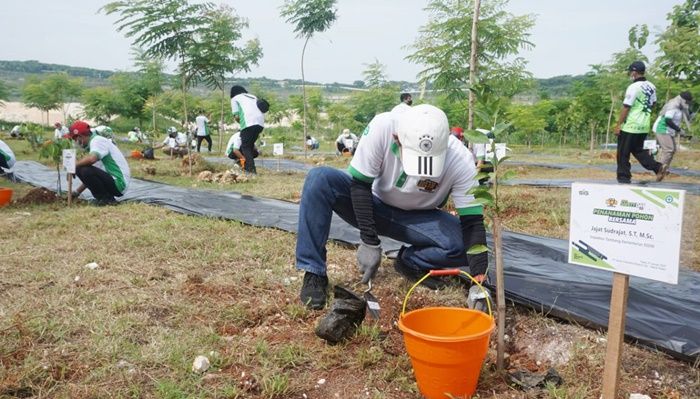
[601,272,630,399]
[67,173,72,207]
[494,215,506,370]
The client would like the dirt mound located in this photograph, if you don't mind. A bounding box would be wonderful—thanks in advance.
[599,152,615,160]
[17,188,59,204]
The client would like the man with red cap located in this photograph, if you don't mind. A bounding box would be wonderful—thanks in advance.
[65,121,130,205]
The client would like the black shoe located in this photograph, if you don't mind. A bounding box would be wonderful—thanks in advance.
[300,272,328,310]
[393,255,447,290]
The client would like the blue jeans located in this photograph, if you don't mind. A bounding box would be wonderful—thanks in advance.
[296,167,468,276]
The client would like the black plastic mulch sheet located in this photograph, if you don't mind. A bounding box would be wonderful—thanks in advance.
[508,161,700,178]
[10,161,700,362]
[502,178,700,195]
[205,157,315,173]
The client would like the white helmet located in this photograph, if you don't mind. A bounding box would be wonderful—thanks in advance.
[167,127,177,134]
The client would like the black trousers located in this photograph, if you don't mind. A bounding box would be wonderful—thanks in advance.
[76,165,122,201]
[196,135,212,152]
[240,125,264,173]
[616,131,660,183]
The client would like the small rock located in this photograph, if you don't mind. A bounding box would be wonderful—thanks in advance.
[317,378,326,385]
[84,262,100,270]
[192,355,210,373]
[74,276,80,282]
[629,394,651,399]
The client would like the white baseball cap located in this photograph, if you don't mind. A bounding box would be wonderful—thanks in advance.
[396,104,449,178]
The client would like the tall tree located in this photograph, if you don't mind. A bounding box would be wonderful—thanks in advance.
[82,87,123,124]
[184,4,262,152]
[280,0,338,157]
[655,0,700,95]
[101,0,214,126]
[44,73,83,123]
[133,48,165,132]
[22,74,81,126]
[362,59,388,89]
[407,0,535,127]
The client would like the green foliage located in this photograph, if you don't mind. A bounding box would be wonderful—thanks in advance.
[280,0,338,39]
[23,124,46,151]
[289,88,326,132]
[22,73,82,120]
[655,0,700,85]
[152,90,204,124]
[362,59,388,89]
[38,138,72,165]
[407,0,535,102]
[184,5,262,92]
[350,86,398,128]
[82,87,122,124]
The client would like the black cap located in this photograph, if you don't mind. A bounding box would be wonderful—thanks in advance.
[230,85,247,98]
[628,61,646,73]
[680,91,693,103]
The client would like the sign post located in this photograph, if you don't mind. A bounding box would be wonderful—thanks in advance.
[569,183,684,398]
[273,143,284,172]
[62,149,76,206]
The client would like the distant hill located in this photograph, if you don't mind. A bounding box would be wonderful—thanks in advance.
[0,59,582,100]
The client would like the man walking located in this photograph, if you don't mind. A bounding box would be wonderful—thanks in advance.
[652,91,693,181]
[195,111,212,152]
[65,121,130,206]
[614,61,662,183]
[230,85,264,174]
[296,104,488,310]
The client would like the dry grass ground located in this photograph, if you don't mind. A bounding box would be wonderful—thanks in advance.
[1,137,699,398]
[1,201,698,398]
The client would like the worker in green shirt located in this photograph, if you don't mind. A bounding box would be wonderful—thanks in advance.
[614,61,663,184]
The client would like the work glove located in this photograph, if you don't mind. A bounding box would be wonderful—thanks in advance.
[467,285,491,314]
[356,242,382,284]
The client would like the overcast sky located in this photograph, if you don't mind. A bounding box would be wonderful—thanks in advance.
[0,0,683,84]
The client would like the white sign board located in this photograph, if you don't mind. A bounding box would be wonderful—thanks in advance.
[643,140,657,150]
[569,182,684,284]
[273,143,284,156]
[62,149,76,174]
[473,142,506,161]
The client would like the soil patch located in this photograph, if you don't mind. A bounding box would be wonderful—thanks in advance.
[16,188,59,205]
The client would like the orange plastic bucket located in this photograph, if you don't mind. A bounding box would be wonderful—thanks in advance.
[398,270,495,399]
[0,187,13,207]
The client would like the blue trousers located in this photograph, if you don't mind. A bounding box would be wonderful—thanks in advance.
[296,167,468,276]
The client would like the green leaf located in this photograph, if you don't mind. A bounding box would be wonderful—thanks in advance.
[463,129,490,144]
[501,170,517,181]
[497,156,511,164]
[468,186,490,195]
[466,244,489,255]
[473,190,494,204]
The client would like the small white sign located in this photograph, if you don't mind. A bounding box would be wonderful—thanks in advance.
[643,140,657,150]
[474,142,506,161]
[62,149,76,173]
[273,143,284,156]
[569,182,684,284]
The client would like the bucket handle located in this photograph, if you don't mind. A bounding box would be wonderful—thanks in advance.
[401,269,493,319]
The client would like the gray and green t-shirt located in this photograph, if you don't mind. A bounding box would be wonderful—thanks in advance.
[88,134,131,193]
[0,139,16,169]
[621,79,657,134]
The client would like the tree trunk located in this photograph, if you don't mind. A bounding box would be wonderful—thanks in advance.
[301,36,311,159]
[605,91,614,149]
[220,80,225,155]
[467,0,481,130]
[589,122,596,154]
[494,214,505,370]
[181,57,192,176]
